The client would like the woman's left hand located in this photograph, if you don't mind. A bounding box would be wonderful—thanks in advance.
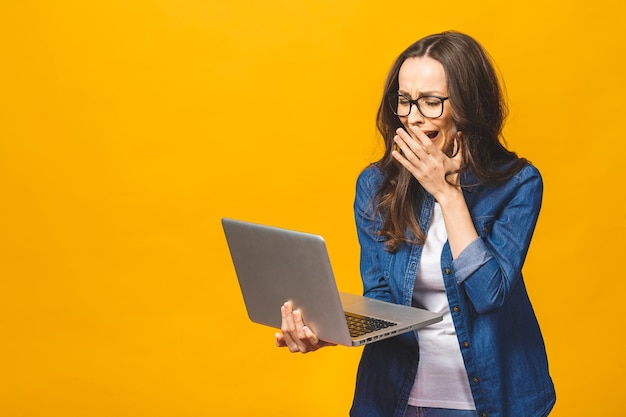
[392,125,478,259]
[391,126,463,200]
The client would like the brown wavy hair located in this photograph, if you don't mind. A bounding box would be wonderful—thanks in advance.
[374,31,527,252]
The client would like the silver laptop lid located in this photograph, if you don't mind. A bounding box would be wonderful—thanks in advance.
[222,218,353,346]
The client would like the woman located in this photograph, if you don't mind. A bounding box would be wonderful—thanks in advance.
[277,31,556,417]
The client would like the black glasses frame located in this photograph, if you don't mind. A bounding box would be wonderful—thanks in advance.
[387,92,450,118]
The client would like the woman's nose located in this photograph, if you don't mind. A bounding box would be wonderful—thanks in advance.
[407,103,425,124]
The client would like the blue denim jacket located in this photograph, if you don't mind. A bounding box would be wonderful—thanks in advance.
[350,164,556,417]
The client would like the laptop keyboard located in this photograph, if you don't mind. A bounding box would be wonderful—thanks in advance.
[344,312,397,337]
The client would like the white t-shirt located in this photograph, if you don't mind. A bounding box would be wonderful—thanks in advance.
[408,203,476,410]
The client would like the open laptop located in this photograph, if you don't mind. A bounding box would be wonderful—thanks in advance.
[221,218,442,347]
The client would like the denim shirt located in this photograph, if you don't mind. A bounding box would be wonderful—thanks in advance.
[350,164,556,417]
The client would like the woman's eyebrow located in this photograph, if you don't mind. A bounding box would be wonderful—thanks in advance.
[397,89,445,97]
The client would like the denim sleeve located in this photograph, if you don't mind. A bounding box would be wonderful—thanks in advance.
[454,164,543,314]
[353,167,393,303]
[452,237,493,283]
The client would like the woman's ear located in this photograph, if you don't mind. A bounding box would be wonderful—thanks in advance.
[445,130,462,158]
[452,130,462,157]
[451,131,463,161]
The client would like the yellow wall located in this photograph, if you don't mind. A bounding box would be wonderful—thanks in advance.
[0,1,624,416]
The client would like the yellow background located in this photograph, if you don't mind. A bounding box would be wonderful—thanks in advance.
[0,0,624,416]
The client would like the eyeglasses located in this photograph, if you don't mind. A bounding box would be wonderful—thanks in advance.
[386,92,450,118]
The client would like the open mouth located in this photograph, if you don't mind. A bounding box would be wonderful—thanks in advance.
[424,131,439,140]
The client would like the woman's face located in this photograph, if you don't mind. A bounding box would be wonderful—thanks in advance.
[397,56,457,152]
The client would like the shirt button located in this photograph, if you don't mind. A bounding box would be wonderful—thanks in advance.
[444,268,451,275]
[472,377,480,384]
[480,413,487,417]
[375,230,382,236]
[453,306,460,313]
[462,341,469,348]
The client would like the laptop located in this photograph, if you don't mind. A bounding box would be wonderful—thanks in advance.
[221,218,442,347]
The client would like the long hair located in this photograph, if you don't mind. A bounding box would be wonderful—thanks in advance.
[374,31,527,252]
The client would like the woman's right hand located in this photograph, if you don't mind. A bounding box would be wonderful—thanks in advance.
[275,302,335,353]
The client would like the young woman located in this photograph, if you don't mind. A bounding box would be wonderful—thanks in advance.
[277,31,556,417]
